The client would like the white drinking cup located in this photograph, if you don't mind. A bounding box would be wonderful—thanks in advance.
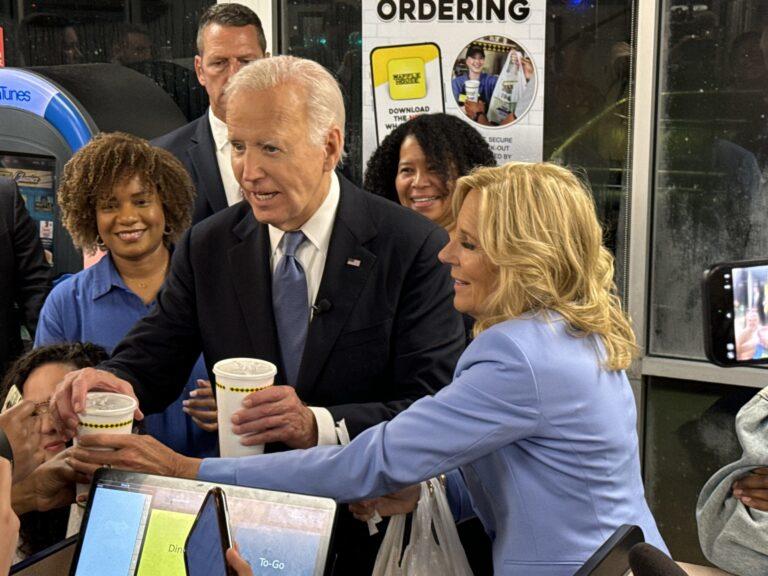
[464,79,480,102]
[213,358,277,457]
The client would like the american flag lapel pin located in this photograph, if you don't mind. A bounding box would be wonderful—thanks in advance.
[346,257,361,268]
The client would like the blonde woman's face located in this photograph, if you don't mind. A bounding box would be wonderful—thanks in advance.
[438,189,497,318]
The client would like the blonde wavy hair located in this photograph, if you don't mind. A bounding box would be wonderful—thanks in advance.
[454,162,637,371]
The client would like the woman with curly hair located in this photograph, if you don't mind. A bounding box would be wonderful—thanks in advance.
[363,113,495,230]
[35,132,217,457]
[120,162,667,575]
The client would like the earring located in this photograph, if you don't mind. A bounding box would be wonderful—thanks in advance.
[95,234,107,250]
[163,224,173,236]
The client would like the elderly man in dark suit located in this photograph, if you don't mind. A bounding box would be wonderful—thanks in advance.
[152,3,267,224]
[0,178,51,380]
[55,56,465,574]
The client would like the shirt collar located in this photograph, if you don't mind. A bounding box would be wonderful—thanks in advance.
[208,107,229,152]
[268,172,340,256]
[90,252,131,300]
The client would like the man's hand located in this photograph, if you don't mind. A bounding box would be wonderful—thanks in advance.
[50,368,143,440]
[227,546,253,576]
[733,467,768,511]
[11,448,76,515]
[0,458,19,576]
[232,386,318,449]
[0,400,43,482]
[183,380,218,432]
[349,485,421,522]
[68,434,201,480]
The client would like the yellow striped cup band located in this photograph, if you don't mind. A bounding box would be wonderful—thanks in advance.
[78,420,133,430]
[215,382,271,393]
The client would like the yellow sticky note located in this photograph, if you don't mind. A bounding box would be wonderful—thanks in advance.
[387,57,427,100]
[136,509,196,576]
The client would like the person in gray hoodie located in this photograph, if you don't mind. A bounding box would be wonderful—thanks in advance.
[697,386,768,576]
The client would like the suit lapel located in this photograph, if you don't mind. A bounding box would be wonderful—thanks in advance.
[296,179,377,397]
[228,212,284,381]
[188,115,229,214]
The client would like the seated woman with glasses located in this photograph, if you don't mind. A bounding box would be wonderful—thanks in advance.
[34,133,217,458]
[0,342,107,561]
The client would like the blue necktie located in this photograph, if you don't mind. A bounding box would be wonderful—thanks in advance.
[272,231,309,387]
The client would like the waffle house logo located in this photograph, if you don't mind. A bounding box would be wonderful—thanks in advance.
[0,85,32,102]
[377,0,530,22]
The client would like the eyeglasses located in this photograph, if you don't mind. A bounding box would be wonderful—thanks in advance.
[33,401,51,417]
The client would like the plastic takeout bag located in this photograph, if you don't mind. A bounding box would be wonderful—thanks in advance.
[372,478,474,576]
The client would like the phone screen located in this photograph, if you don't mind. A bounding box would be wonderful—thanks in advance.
[703,259,768,365]
[184,489,231,576]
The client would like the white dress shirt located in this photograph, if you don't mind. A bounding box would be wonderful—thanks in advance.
[208,108,243,207]
[267,172,341,445]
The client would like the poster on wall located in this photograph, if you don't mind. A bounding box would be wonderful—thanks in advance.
[362,0,545,166]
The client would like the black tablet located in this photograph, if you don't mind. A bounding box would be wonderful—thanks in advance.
[68,468,336,576]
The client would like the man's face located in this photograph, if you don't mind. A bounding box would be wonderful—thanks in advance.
[465,52,485,74]
[228,85,342,231]
[195,24,265,120]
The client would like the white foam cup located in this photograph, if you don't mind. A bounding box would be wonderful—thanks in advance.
[213,358,277,457]
[464,79,480,102]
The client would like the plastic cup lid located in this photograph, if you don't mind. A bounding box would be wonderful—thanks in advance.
[213,358,277,380]
[82,392,137,416]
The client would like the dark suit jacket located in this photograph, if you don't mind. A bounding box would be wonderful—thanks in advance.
[0,179,51,377]
[152,112,228,224]
[106,176,465,437]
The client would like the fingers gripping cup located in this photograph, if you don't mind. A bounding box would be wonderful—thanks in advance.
[464,79,480,102]
[213,358,277,457]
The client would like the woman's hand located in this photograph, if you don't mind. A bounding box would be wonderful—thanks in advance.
[69,434,201,480]
[226,546,253,576]
[0,458,20,576]
[463,100,489,125]
[11,448,77,515]
[0,400,43,482]
[349,484,421,521]
[183,380,218,432]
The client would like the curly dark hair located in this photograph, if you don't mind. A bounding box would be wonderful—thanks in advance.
[0,342,108,559]
[57,132,195,253]
[363,113,496,226]
[1,342,109,400]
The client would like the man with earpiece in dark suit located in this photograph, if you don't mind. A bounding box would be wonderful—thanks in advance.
[53,56,465,575]
[152,3,268,225]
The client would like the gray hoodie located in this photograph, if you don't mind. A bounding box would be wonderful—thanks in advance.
[697,387,768,576]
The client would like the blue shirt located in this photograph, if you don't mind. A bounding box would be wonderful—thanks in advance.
[35,253,217,457]
[199,314,666,575]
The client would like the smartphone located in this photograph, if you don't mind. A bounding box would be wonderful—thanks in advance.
[703,258,768,366]
[184,487,236,576]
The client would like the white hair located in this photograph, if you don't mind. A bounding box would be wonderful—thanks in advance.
[225,56,346,152]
